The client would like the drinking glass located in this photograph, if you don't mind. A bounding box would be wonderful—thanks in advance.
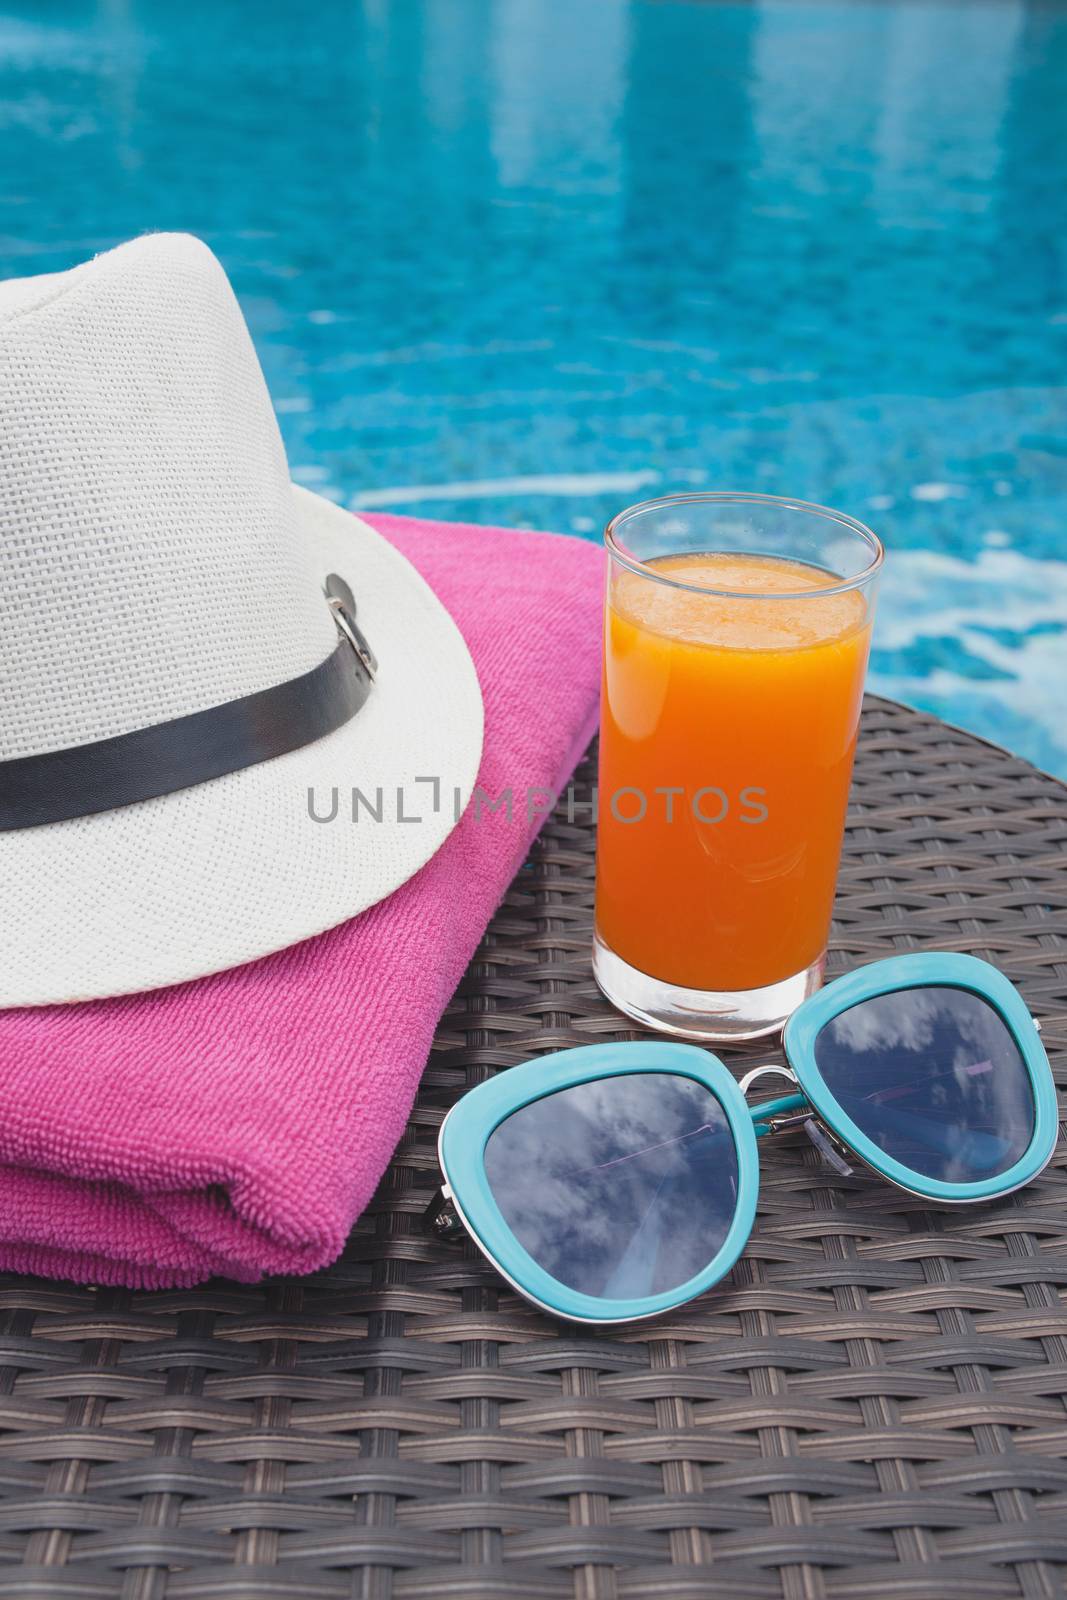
[593,492,883,1040]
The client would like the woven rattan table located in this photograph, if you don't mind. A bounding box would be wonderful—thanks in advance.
[2,695,1066,1600]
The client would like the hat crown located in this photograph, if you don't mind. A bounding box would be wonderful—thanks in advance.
[0,234,337,760]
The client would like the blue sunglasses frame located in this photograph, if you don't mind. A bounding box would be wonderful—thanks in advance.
[430,953,1059,1325]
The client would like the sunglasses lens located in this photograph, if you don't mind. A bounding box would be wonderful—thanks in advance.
[813,986,1035,1183]
[483,1072,740,1300]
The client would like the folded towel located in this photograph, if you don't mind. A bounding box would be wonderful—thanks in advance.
[0,514,604,1287]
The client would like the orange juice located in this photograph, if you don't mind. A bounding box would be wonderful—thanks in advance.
[595,552,872,993]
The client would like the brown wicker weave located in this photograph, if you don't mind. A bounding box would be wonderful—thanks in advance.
[1,696,1065,1600]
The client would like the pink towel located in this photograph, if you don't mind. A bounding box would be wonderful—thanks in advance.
[0,514,604,1288]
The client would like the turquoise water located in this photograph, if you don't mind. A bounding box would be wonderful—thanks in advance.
[2,0,1066,774]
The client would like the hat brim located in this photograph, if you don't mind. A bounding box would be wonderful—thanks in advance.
[0,488,484,1007]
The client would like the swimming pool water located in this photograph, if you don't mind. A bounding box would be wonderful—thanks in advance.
[2,0,1066,774]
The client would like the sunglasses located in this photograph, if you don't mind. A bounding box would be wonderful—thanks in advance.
[426,953,1059,1325]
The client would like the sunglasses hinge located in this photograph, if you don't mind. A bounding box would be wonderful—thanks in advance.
[424,1184,465,1240]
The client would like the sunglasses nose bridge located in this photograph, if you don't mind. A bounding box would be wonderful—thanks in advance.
[739,1063,813,1137]
[739,1063,855,1173]
[738,1064,800,1099]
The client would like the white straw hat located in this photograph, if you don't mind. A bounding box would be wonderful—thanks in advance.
[0,233,483,1007]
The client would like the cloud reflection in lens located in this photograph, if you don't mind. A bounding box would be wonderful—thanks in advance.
[483,1073,740,1299]
[813,986,1034,1183]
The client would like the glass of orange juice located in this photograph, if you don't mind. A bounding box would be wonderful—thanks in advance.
[594,492,883,1040]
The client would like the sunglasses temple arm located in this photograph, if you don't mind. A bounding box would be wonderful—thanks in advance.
[749,1091,809,1137]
